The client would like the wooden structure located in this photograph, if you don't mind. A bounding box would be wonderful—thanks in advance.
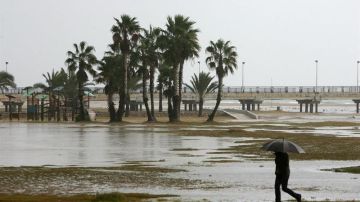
[2,95,23,120]
[182,100,199,111]
[2,100,24,113]
[296,97,321,113]
[238,98,263,111]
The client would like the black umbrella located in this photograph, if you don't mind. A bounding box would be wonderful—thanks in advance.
[262,139,305,153]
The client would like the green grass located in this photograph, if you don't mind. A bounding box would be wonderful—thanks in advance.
[177,128,360,161]
[323,166,360,174]
[0,193,176,202]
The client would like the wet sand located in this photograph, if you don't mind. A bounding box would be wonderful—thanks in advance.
[0,119,359,201]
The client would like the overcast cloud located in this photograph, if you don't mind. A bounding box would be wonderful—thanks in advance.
[0,0,359,87]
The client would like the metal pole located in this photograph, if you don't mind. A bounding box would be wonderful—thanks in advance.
[357,61,360,92]
[5,62,8,72]
[315,60,318,93]
[242,62,245,91]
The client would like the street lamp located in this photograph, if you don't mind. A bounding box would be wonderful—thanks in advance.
[357,61,360,92]
[242,62,245,91]
[5,61,8,72]
[315,60,318,93]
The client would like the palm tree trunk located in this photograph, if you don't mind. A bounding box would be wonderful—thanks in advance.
[125,90,130,117]
[172,63,180,122]
[125,67,130,117]
[108,93,116,122]
[116,89,123,121]
[167,94,173,121]
[142,70,154,122]
[78,82,85,121]
[207,76,222,122]
[117,52,128,121]
[149,65,156,119]
[48,92,51,121]
[158,82,163,112]
[198,97,204,117]
[178,61,184,120]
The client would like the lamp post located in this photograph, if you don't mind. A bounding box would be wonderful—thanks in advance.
[315,60,318,93]
[242,62,245,91]
[357,61,360,92]
[5,61,8,72]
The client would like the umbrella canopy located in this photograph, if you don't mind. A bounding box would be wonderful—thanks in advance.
[22,87,44,97]
[36,94,48,100]
[262,139,305,153]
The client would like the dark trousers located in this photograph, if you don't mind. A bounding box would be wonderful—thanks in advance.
[275,174,299,202]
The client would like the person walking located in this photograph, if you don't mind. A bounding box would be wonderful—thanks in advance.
[274,152,301,202]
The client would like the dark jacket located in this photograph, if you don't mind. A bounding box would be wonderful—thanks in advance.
[275,152,290,175]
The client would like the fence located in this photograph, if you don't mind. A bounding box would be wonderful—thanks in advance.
[2,86,360,95]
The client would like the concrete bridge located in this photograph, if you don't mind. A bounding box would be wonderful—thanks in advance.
[3,86,360,100]
[183,86,360,100]
[3,85,360,114]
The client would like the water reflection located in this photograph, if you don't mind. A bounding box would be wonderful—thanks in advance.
[0,123,210,166]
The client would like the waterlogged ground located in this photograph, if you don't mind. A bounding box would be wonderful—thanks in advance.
[0,122,359,201]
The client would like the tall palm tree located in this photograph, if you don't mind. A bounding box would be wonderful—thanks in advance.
[41,69,68,121]
[136,28,159,122]
[96,54,120,122]
[61,68,78,121]
[161,15,200,122]
[159,63,175,121]
[143,26,161,119]
[205,39,238,122]
[0,71,16,94]
[111,15,140,121]
[185,72,218,117]
[137,48,154,122]
[157,63,171,112]
[65,41,98,121]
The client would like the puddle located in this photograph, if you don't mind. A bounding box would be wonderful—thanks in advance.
[0,123,359,201]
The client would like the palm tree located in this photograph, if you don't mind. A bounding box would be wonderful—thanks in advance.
[96,55,120,122]
[157,63,171,112]
[143,26,161,119]
[136,29,159,122]
[137,49,154,122]
[0,71,16,93]
[42,69,67,91]
[160,15,200,122]
[205,39,238,122]
[185,72,218,117]
[41,69,67,121]
[61,68,78,121]
[65,41,98,121]
[111,15,140,121]
[159,63,175,121]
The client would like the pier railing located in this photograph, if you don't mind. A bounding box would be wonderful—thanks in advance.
[2,86,360,100]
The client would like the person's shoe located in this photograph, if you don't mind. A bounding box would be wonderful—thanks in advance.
[296,194,302,202]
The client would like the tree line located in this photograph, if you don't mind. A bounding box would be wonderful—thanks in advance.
[1,14,238,123]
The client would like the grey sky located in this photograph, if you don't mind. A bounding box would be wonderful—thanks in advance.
[0,0,359,87]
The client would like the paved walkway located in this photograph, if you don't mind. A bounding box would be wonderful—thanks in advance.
[221,109,258,120]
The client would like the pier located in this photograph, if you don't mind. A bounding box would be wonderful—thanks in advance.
[238,98,263,111]
[296,98,321,113]
[182,100,199,111]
